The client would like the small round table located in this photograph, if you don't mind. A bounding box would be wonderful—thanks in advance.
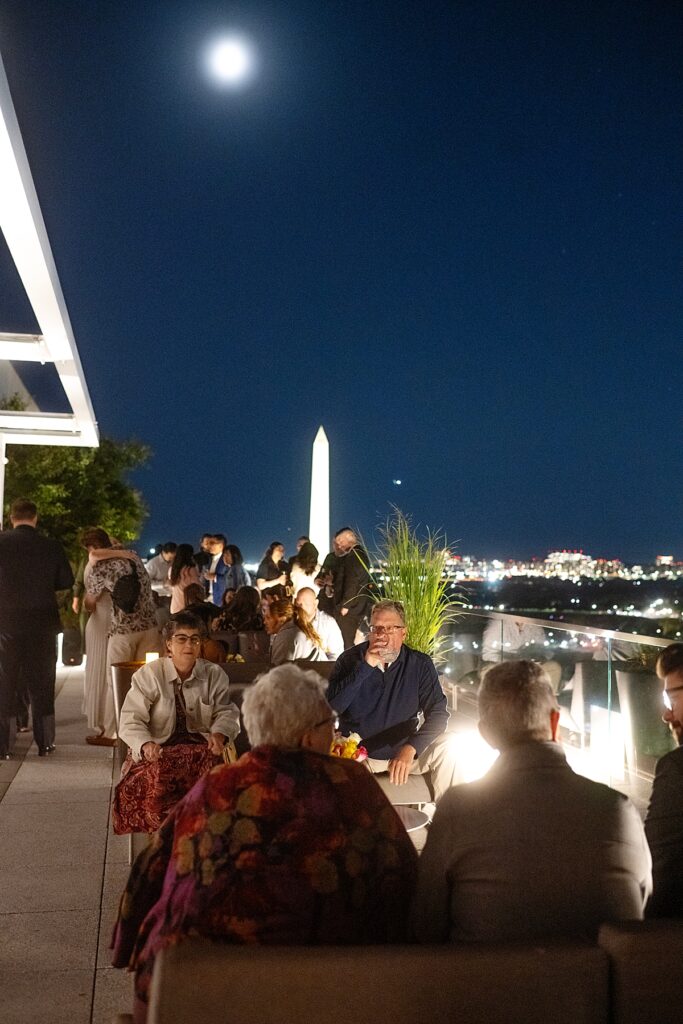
[394,805,429,833]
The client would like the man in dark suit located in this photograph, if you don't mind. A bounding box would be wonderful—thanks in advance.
[645,642,683,917]
[0,498,74,758]
[333,528,374,649]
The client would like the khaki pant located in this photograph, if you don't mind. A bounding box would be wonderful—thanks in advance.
[365,732,461,803]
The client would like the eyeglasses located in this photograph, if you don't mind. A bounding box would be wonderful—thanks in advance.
[170,634,202,647]
[663,684,683,710]
[368,625,405,635]
[313,714,339,731]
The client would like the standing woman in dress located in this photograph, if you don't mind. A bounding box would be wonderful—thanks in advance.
[256,541,289,599]
[169,544,200,613]
[81,527,116,744]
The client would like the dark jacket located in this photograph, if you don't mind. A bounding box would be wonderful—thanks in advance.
[328,641,449,759]
[645,744,683,918]
[335,545,373,618]
[0,524,74,633]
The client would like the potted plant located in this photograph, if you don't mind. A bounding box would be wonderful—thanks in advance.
[370,508,461,665]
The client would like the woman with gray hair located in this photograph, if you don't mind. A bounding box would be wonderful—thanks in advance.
[113,663,417,1024]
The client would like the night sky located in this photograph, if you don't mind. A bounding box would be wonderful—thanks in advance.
[0,1,681,563]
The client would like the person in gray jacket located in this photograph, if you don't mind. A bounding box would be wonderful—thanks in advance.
[413,659,651,943]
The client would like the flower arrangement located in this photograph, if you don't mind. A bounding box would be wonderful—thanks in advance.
[331,732,368,762]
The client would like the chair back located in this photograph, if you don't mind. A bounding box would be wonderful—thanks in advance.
[212,629,239,655]
[238,630,270,661]
[111,661,145,761]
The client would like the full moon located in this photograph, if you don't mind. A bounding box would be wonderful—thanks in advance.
[206,37,253,85]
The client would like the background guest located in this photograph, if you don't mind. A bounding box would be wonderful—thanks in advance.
[221,544,251,594]
[183,583,221,632]
[169,544,200,613]
[266,598,327,665]
[80,527,116,743]
[289,541,320,595]
[144,542,176,603]
[216,586,264,633]
[295,587,344,660]
[256,541,289,599]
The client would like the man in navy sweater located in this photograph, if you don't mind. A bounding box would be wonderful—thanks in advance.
[328,600,456,801]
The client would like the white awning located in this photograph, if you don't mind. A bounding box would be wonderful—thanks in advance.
[0,51,98,448]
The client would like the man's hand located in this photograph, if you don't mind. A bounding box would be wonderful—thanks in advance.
[207,733,226,756]
[364,632,389,667]
[142,741,163,762]
[340,607,349,616]
[387,744,417,785]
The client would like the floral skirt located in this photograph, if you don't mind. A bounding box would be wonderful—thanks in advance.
[112,743,220,834]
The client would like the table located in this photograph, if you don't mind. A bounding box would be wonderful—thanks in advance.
[394,805,429,832]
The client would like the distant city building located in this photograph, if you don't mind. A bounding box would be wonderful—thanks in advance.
[441,550,681,584]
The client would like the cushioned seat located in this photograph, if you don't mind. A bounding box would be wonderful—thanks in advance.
[146,939,609,1024]
[598,918,683,1024]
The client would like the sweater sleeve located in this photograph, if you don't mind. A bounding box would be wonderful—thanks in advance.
[410,655,449,757]
[327,648,377,712]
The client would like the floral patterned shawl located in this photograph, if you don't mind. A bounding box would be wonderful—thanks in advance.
[112,746,418,1015]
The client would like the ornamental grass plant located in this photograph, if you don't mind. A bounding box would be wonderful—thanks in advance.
[372,509,461,664]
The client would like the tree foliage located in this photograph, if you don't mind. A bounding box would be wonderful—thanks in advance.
[3,435,150,562]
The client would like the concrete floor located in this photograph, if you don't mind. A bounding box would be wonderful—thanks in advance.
[0,664,134,1024]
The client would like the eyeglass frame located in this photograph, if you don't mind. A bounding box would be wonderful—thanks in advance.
[313,713,340,731]
[663,683,683,711]
[368,624,405,635]
[169,633,202,647]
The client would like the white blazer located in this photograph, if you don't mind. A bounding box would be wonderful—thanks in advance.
[119,656,240,761]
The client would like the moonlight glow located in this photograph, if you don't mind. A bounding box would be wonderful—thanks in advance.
[206,37,254,86]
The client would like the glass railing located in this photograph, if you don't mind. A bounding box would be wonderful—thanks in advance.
[438,611,675,815]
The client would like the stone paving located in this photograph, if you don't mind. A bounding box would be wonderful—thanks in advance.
[0,663,134,1024]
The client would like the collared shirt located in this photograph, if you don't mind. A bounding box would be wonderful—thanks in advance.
[328,641,449,758]
[145,554,172,596]
[313,609,344,660]
[119,656,240,761]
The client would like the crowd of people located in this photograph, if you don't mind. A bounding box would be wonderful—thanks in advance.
[0,499,681,1024]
